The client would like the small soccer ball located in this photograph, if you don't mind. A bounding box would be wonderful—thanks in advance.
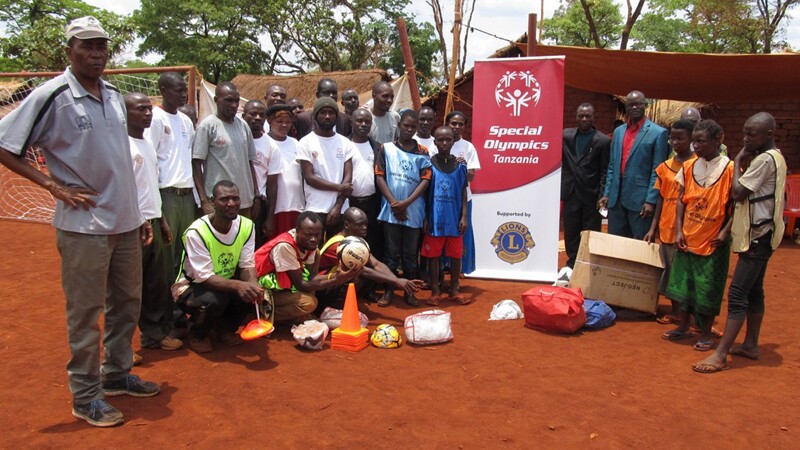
[337,236,370,271]
[370,324,402,349]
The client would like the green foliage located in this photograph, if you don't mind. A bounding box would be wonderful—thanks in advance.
[0,0,133,71]
[259,0,411,73]
[632,0,761,53]
[541,0,623,48]
[132,0,269,83]
[379,18,440,96]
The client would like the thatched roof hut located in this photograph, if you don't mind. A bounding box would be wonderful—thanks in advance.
[231,69,391,109]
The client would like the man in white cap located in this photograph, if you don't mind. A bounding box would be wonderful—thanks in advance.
[0,16,160,427]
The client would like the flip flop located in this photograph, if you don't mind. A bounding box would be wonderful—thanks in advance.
[426,295,441,307]
[729,345,760,360]
[450,294,472,305]
[693,339,714,352]
[691,325,724,338]
[656,315,679,325]
[662,329,694,341]
[692,361,730,374]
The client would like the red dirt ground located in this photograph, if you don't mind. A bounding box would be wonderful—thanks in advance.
[1,220,798,448]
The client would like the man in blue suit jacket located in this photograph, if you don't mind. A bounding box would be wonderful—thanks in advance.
[598,91,669,239]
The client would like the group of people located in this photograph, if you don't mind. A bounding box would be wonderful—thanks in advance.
[0,16,485,428]
[561,90,787,374]
[0,16,788,428]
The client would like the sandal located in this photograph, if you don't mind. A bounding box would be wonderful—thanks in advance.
[693,339,714,352]
[450,294,472,306]
[662,329,694,341]
[690,325,723,338]
[656,315,679,325]
[692,361,730,373]
[426,295,441,307]
[377,292,392,307]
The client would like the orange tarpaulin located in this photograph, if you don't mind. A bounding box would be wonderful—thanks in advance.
[517,44,800,103]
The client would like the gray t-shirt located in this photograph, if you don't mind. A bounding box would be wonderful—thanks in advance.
[192,115,257,208]
[0,68,142,234]
[369,110,400,144]
[739,150,779,240]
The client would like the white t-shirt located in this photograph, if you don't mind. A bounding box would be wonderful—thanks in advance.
[183,215,255,283]
[129,136,161,220]
[429,138,480,200]
[296,133,355,213]
[351,141,376,197]
[145,107,195,189]
[253,134,284,196]
[270,135,305,214]
[414,134,437,155]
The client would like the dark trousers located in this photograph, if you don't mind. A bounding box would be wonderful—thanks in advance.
[160,188,198,281]
[139,220,174,346]
[383,222,421,278]
[253,197,268,249]
[563,196,602,268]
[728,234,773,320]
[177,283,249,338]
[608,203,652,240]
[349,193,384,261]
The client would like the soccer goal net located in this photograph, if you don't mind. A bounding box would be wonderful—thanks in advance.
[0,66,199,224]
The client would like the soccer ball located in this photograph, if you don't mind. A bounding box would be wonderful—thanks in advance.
[337,236,370,271]
[370,324,402,348]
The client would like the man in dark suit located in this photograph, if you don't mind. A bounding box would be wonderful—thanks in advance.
[561,103,611,268]
[292,78,352,139]
[598,90,669,239]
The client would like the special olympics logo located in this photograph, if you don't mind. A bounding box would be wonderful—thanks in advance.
[491,221,536,264]
[495,71,541,117]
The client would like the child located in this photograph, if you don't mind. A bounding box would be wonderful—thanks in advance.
[375,110,432,307]
[644,119,697,323]
[428,111,480,275]
[423,127,470,306]
[662,120,733,352]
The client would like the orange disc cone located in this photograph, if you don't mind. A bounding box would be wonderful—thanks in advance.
[339,283,361,332]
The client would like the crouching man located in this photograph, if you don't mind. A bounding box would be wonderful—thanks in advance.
[255,212,360,324]
[173,180,263,353]
[317,207,422,312]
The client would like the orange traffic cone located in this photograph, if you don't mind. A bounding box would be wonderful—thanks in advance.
[331,283,369,351]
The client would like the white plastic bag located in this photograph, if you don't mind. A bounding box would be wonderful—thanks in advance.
[291,320,329,350]
[488,299,524,320]
[404,310,453,345]
[319,306,369,330]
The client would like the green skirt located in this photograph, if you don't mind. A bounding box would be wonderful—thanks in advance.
[665,242,731,317]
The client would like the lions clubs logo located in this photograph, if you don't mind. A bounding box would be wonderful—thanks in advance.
[491,222,536,264]
[495,71,541,117]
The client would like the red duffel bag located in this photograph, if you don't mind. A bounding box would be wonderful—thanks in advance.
[522,286,586,334]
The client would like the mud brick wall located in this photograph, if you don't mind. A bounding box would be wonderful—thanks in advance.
[703,100,800,170]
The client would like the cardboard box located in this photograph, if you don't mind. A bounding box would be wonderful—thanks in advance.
[569,231,664,313]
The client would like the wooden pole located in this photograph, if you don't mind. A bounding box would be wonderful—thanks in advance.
[396,17,422,111]
[527,13,538,57]
[444,0,463,121]
[188,66,197,108]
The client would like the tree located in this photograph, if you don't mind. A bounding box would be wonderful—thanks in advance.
[632,0,789,53]
[541,0,623,48]
[379,17,441,95]
[259,0,410,73]
[754,0,800,53]
[132,0,269,83]
[0,0,133,72]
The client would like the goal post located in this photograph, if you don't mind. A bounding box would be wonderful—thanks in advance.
[0,65,201,224]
